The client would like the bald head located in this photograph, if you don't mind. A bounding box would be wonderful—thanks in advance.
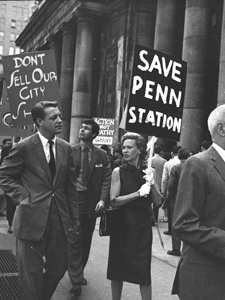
[208,104,225,144]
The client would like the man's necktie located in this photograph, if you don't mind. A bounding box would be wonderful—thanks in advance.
[82,147,89,185]
[48,140,56,181]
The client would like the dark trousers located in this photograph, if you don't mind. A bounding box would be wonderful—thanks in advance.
[170,200,181,251]
[17,199,68,300]
[68,192,96,285]
[167,198,172,233]
[6,194,16,227]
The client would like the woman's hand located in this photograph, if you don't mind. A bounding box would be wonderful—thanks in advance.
[139,183,151,197]
[95,200,105,213]
[143,174,154,185]
[143,168,154,185]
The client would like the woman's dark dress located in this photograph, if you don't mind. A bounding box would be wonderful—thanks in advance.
[107,163,152,285]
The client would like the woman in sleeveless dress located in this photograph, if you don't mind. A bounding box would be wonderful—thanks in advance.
[107,132,153,300]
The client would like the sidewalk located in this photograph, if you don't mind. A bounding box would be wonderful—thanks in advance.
[0,208,179,300]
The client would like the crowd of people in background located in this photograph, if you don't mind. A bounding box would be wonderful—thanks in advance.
[0,99,221,300]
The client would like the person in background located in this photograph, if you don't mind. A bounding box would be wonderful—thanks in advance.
[107,132,153,300]
[101,144,114,170]
[161,145,182,235]
[0,141,14,233]
[0,101,79,300]
[151,145,166,223]
[68,119,111,297]
[172,104,225,299]
[1,138,12,149]
[0,139,12,217]
[200,140,211,152]
[159,151,172,222]
[113,148,123,168]
[167,148,190,257]
[162,151,172,161]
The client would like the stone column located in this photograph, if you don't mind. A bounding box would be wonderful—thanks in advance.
[154,0,183,151]
[180,0,210,152]
[69,11,95,145]
[49,33,62,83]
[59,23,76,141]
[0,62,4,99]
[154,0,181,55]
[218,0,225,106]
[137,1,156,48]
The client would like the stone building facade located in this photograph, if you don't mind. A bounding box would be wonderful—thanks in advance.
[0,0,35,102]
[14,0,225,152]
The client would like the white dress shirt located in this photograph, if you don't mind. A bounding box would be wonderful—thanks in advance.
[37,132,56,163]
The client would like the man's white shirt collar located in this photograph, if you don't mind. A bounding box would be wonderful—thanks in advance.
[37,132,56,161]
[212,143,225,162]
[38,132,56,146]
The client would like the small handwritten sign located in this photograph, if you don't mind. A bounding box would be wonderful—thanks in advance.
[93,118,115,146]
[2,50,60,127]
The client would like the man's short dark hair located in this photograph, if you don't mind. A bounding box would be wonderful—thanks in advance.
[178,148,190,160]
[172,145,182,155]
[82,119,99,138]
[154,145,162,154]
[2,139,11,146]
[31,101,58,127]
[163,151,172,161]
[101,145,109,152]
[115,148,122,155]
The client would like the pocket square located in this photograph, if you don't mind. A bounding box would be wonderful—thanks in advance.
[95,164,103,167]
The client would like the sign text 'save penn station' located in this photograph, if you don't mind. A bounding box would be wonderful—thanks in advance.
[126,45,187,141]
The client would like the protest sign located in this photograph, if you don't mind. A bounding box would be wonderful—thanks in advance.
[0,81,35,137]
[126,45,187,141]
[93,118,115,146]
[2,50,60,127]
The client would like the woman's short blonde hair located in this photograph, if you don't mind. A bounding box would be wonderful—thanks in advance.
[121,132,147,161]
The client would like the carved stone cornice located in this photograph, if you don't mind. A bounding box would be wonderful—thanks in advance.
[73,7,98,24]
[16,0,107,51]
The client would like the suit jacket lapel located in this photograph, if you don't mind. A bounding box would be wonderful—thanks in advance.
[55,138,62,181]
[209,146,225,182]
[32,134,52,182]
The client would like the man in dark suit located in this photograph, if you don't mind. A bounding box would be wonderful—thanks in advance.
[172,104,225,300]
[0,139,12,217]
[0,142,15,233]
[161,145,181,234]
[0,101,79,300]
[151,145,166,223]
[68,119,111,296]
[167,148,190,257]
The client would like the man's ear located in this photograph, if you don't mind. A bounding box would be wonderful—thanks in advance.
[36,118,43,127]
[217,123,225,136]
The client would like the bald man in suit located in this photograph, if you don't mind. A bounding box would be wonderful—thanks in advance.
[172,104,225,300]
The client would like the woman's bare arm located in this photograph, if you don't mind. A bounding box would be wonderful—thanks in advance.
[110,167,140,207]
